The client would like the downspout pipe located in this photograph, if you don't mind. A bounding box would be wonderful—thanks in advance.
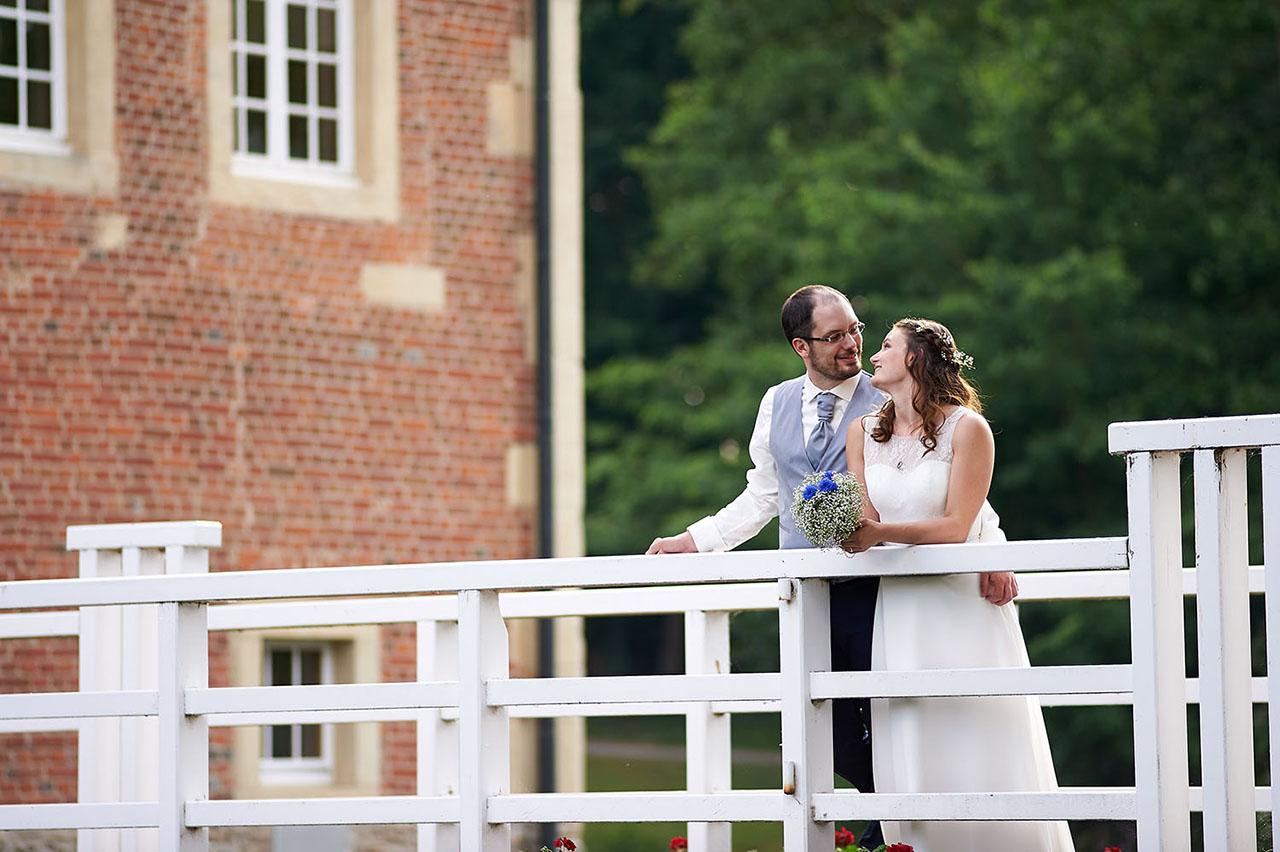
[534,0,556,847]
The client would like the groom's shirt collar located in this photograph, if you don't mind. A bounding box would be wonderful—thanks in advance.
[801,372,862,403]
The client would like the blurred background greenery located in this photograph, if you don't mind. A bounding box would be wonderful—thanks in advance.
[578,0,1280,848]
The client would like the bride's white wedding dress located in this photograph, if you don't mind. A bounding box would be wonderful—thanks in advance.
[864,406,1074,851]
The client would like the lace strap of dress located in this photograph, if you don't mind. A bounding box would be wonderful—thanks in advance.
[931,406,969,463]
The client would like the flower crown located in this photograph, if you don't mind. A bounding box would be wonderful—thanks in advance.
[909,321,974,370]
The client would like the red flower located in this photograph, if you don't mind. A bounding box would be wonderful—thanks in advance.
[553,839,576,851]
[886,844,915,852]
[834,825,857,846]
[669,837,688,850]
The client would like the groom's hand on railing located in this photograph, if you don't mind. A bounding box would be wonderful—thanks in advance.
[646,530,697,554]
[981,571,1018,606]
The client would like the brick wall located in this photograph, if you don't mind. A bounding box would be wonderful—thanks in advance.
[0,0,537,803]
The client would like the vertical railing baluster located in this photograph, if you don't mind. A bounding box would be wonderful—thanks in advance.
[78,546,124,852]
[1263,445,1280,852]
[457,590,510,851]
[1193,448,1254,847]
[1126,451,1190,851]
[778,578,833,851]
[685,608,732,852]
[122,546,166,852]
[418,617,460,852]
[156,601,208,852]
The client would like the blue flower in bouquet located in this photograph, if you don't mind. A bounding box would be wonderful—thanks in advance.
[790,469,866,550]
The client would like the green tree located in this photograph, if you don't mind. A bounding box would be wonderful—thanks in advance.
[585,2,1280,846]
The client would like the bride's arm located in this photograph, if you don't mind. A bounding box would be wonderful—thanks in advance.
[845,415,880,523]
[855,414,994,547]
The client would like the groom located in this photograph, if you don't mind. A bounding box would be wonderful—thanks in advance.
[647,284,1017,846]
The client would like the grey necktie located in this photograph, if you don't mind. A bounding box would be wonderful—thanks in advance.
[806,392,836,468]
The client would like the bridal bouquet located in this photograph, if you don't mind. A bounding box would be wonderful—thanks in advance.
[790,469,866,550]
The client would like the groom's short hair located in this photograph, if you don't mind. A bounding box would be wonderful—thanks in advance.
[781,284,849,341]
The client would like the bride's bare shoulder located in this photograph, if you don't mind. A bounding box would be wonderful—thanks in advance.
[953,408,994,444]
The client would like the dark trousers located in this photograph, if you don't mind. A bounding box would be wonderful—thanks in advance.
[829,575,883,846]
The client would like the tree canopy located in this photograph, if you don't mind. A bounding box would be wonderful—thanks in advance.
[587,0,1280,554]
[582,2,1280,836]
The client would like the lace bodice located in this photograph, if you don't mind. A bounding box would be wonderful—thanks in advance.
[863,406,966,474]
[863,406,997,538]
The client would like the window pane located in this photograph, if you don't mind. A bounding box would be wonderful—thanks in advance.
[300,649,321,685]
[245,52,266,99]
[300,724,321,757]
[232,107,238,151]
[245,0,265,44]
[269,650,292,686]
[270,724,292,758]
[289,113,307,159]
[316,8,334,53]
[0,18,17,67]
[318,118,336,162]
[25,21,49,70]
[26,0,49,10]
[246,108,266,152]
[317,63,335,108]
[26,78,48,128]
[287,4,306,50]
[230,0,237,38]
[231,53,238,95]
[0,1,16,8]
[287,59,306,104]
[0,76,16,124]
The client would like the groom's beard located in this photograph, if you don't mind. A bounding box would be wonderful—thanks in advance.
[811,342,863,384]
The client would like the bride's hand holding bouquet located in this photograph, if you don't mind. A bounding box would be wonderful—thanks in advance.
[840,515,881,553]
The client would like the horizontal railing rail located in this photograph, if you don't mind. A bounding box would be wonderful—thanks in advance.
[0,538,1130,609]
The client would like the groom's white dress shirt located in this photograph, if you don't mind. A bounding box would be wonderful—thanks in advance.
[687,372,864,552]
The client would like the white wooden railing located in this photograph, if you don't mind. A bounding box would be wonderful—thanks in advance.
[0,413,1276,852]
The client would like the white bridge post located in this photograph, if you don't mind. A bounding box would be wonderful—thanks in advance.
[68,522,220,852]
[156,600,208,852]
[418,617,460,852]
[1193,448,1253,848]
[1265,444,1280,852]
[76,543,124,852]
[1124,452,1190,851]
[777,578,833,852]
[685,608,732,852]
[457,589,510,852]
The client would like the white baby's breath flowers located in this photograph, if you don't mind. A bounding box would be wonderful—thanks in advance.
[790,470,866,551]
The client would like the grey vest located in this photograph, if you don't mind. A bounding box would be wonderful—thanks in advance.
[772,373,885,549]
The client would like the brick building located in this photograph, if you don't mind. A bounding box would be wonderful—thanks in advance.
[0,0,584,847]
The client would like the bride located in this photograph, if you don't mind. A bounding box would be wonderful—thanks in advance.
[842,318,1074,851]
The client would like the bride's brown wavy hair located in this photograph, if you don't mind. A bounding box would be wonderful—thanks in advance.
[870,318,982,453]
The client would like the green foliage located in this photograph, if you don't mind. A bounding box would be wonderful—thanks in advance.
[583,0,1280,810]
[610,0,1280,537]
[587,337,796,555]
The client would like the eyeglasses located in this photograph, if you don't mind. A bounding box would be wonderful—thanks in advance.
[801,321,865,345]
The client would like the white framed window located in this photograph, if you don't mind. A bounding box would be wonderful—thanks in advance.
[0,0,67,154]
[260,642,335,786]
[229,626,381,798]
[231,0,353,185]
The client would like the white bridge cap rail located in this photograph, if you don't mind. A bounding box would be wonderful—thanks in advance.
[65,521,223,551]
[0,537,1128,610]
[1108,412,1280,454]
